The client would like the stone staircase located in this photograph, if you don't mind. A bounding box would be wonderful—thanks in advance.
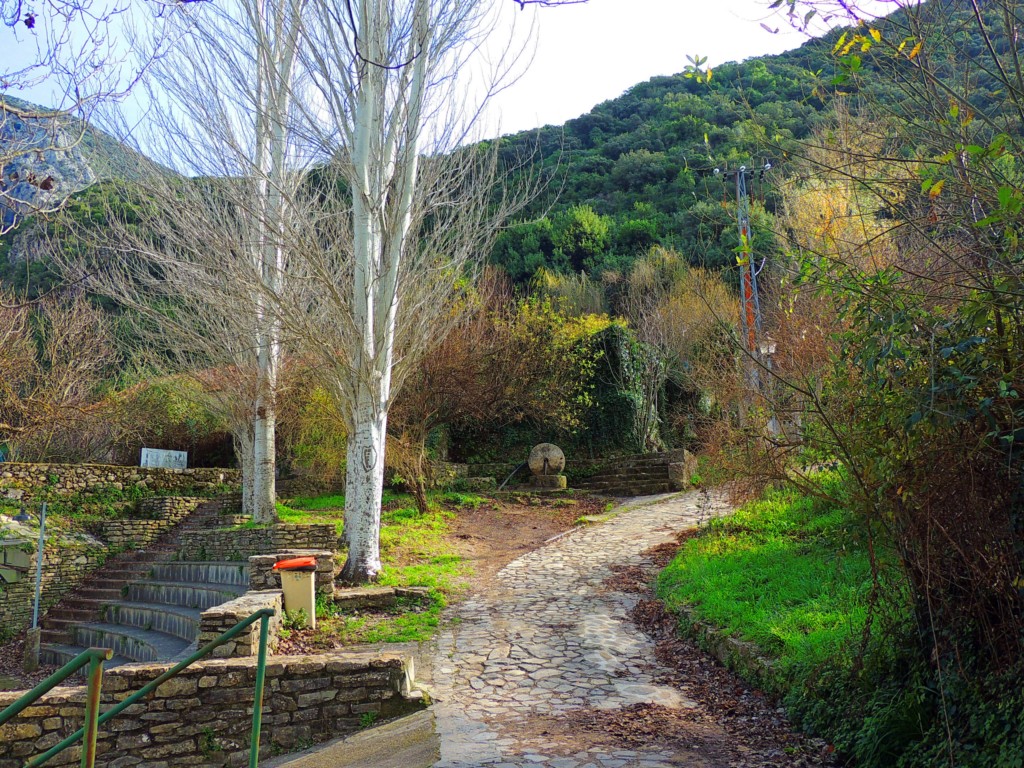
[39,498,250,669]
[574,451,687,497]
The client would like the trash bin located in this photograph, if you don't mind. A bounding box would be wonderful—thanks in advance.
[273,556,317,629]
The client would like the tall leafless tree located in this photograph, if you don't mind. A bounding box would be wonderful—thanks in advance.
[236,0,537,582]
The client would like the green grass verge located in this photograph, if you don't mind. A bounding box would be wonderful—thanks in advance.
[656,471,1024,768]
[657,470,875,678]
[281,490,474,644]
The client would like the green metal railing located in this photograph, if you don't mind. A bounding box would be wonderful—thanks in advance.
[0,607,275,768]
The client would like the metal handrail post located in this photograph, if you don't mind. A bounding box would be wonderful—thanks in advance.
[80,653,106,768]
[0,648,111,728]
[248,612,271,768]
[31,502,47,630]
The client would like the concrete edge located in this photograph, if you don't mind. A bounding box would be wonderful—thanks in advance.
[259,709,439,768]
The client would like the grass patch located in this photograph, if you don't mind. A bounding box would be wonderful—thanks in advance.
[277,489,417,539]
[653,471,1024,767]
[285,493,346,511]
[283,489,476,645]
[656,470,877,681]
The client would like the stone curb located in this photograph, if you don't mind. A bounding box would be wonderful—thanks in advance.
[666,602,781,693]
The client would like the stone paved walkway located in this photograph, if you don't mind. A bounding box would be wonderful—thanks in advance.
[429,489,735,768]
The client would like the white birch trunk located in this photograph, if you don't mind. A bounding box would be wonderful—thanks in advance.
[252,388,277,524]
[234,426,256,518]
[339,393,387,582]
[338,0,431,583]
[247,0,302,526]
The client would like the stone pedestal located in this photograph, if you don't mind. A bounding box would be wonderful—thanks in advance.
[530,474,567,490]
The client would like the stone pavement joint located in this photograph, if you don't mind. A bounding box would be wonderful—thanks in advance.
[429,489,734,768]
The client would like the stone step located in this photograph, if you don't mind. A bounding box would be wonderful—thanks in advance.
[100,602,202,643]
[149,561,250,587]
[576,472,670,486]
[577,474,670,486]
[39,642,133,672]
[577,481,671,493]
[577,482,674,496]
[125,580,246,611]
[43,606,102,623]
[579,468,671,478]
[77,587,126,602]
[40,615,92,643]
[85,577,135,591]
[592,461,671,473]
[70,622,193,663]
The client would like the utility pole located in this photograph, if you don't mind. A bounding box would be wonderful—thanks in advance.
[736,165,763,391]
[716,162,776,432]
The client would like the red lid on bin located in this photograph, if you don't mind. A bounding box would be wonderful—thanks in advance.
[273,556,317,570]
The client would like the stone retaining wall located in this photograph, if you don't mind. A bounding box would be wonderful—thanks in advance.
[0,538,106,643]
[0,462,240,501]
[249,551,336,594]
[92,497,203,549]
[429,460,468,487]
[179,524,338,562]
[465,461,520,479]
[468,458,607,483]
[0,650,421,767]
[198,591,284,658]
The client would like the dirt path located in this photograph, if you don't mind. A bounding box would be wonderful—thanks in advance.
[426,490,836,768]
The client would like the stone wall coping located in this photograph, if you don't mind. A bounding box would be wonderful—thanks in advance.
[0,648,415,704]
[250,550,335,563]
[0,461,237,474]
[200,590,282,621]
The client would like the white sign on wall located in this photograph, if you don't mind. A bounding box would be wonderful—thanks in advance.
[140,448,188,469]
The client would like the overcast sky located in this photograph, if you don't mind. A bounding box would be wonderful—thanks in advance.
[480,0,811,137]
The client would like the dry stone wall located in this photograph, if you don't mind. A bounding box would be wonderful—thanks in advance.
[92,497,203,549]
[467,458,606,483]
[179,524,338,562]
[198,591,284,658]
[0,462,240,501]
[0,650,421,767]
[0,538,105,642]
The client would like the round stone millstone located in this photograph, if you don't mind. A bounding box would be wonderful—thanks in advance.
[528,443,565,476]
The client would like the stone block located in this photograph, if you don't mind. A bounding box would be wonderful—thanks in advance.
[666,449,699,490]
[530,474,567,490]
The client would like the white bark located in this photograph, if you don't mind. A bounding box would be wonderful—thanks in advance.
[248,0,303,524]
[281,0,534,582]
[340,400,387,581]
[235,426,257,517]
[46,0,309,521]
[252,398,278,523]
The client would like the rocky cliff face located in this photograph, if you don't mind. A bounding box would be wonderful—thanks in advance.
[0,100,98,233]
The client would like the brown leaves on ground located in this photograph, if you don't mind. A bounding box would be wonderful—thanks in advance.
[556,702,734,752]
[604,564,652,593]
[0,635,58,691]
[627,593,837,767]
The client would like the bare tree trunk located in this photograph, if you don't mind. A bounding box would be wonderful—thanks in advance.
[234,427,256,518]
[340,396,387,583]
[288,0,531,582]
[253,394,277,524]
[411,449,429,516]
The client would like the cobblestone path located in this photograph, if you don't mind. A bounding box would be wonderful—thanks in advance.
[429,490,735,768]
